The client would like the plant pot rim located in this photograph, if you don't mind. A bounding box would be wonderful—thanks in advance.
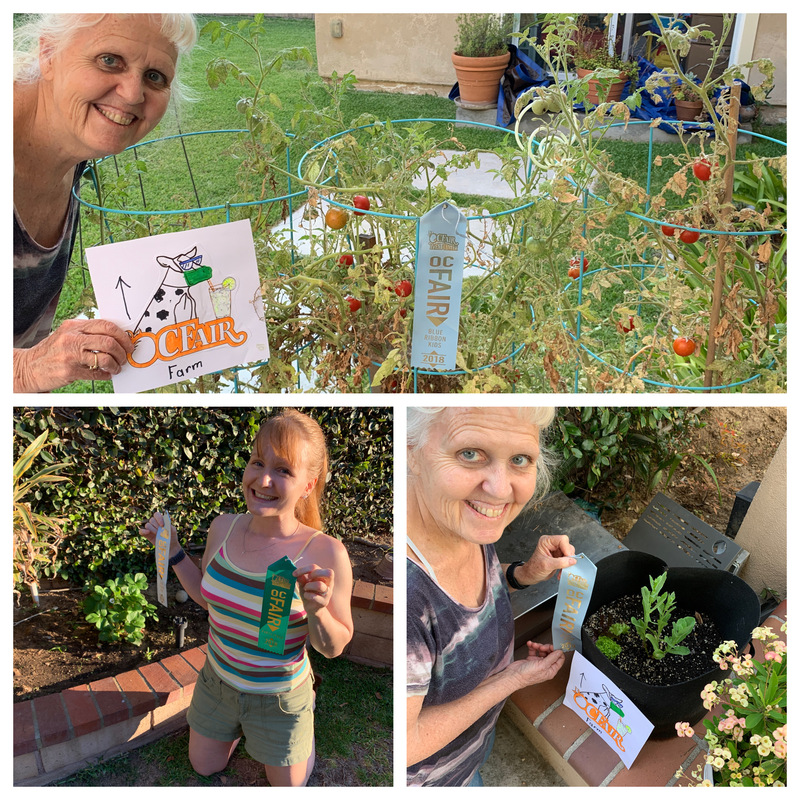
[451,51,511,67]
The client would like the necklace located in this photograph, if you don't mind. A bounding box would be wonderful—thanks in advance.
[241,516,301,554]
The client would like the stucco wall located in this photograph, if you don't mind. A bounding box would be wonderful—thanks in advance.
[734,434,786,598]
[749,14,786,106]
[315,14,458,95]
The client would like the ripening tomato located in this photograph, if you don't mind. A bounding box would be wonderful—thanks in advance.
[661,224,676,237]
[673,337,696,357]
[570,255,589,271]
[394,279,413,298]
[399,308,408,318]
[619,316,635,333]
[692,159,711,182]
[352,195,370,215]
[325,207,348,230]
[568,266,580,279]
[338,254,354,267]
[346,296,361,313]
[679,228,700,244]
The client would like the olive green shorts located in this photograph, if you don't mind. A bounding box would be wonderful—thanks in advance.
[186,660,314,767]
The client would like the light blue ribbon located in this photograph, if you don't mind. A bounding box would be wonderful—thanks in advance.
[552,553,597,653]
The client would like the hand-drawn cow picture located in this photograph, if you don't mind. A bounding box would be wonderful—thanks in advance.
[132,246,213,335]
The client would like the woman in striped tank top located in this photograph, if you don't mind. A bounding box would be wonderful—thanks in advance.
[140,409,354,785]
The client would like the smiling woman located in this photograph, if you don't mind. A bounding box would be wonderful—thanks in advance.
[406,406,576,787]
[12,13,197,393]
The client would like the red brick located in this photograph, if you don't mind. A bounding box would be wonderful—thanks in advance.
[538,702,588,758]
[373,585,393,614]
[13,700,36,756]
[351,580,374,610]
[138,662,182,706]
[32,693,71,747]
[181,646,207,672]
[567,728,621,785]
[347,631,392,666]
[610,732,697,786]
[116,669,158,717]
[160,653,200,691]
[61,684,101,737]
[89,676,130,726]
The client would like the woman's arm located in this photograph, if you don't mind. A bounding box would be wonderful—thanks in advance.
[407,642,565,766]
[294,537,354,658]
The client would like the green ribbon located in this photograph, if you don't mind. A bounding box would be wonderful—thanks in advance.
[258,556,297,654]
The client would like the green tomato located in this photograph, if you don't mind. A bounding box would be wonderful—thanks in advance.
[525,237,546,257]
[545,93,561,113]
[531,97,547,115]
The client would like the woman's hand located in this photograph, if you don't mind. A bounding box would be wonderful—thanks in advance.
[14,318,134,392]
[516,534,577,586]
[139,511,181,558]
[508,640,566,690]
[294,564,335,613]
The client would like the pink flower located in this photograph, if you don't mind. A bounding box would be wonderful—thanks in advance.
[676,721,694,738]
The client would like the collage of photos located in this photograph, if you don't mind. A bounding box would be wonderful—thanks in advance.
[12,10,786,791]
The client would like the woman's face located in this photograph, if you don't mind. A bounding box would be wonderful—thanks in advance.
[408,408,541,546]
[242,439,317,522]
[40,15,178,160]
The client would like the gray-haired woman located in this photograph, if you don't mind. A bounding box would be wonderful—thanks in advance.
[14,14,197,392]
[406,406,576,787]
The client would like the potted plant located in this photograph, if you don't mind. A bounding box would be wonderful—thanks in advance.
[671,72,708,121]
[675,622,787,786]
[580,551,760,738]
[451,13,513,106]
[569,17,638,105]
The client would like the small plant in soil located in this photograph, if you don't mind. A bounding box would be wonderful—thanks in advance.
[630,573,696,659]
[82,573,159,647]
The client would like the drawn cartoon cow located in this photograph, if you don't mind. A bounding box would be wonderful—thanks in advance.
[581,683,626,729]
[133,246,212,335]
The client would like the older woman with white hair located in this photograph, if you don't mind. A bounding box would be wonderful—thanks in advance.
[406,406,576,787]
[14,13,197,392]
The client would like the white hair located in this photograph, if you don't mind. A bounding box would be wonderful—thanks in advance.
[407,407,558,502]
[14,14,198,104]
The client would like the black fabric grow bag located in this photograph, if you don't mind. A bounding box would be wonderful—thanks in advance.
[581,551,760,738]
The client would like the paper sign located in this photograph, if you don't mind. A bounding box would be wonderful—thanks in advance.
[258,556,297,654]
[155,511,171,608]
[86,219,269,392]
[552,553,597,653]
[564,651,654,769]
[410,201,467,371]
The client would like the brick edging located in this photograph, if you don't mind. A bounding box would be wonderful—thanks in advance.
[14,580,392,786]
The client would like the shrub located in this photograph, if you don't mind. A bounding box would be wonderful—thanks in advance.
[82,573,159,646]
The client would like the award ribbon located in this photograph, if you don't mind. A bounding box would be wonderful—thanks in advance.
[155,511,171,608]
[552,553,597,653]
[258,555,297,654]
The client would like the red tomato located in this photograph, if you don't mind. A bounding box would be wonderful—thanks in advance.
[325,207,348,230]
[569,255,589,271]
[679,228,700,244]
[661,224,676,237]
[568,266,580,279]
[692,159,711,181]
[399,308,408,318]
[394,279,413,298]
[618,316,635,333]
[673,337,696,357]
[338,254,354,267]
[352,195,370,215]
[345,296,361,313]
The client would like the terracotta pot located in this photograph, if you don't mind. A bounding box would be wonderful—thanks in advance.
[576,67,626,105]
[580,551,760,738]
[451,51,511,106]
[675,99,704,121]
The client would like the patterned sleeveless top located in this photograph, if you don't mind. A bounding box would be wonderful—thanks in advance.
[201,516,319,694]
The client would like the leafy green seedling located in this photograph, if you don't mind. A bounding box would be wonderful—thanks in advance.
[631,573,696,660]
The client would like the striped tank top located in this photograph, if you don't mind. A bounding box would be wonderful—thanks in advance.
[201,516,320,694]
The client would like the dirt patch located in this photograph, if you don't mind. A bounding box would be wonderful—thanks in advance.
[14,536,392,703]
[600,406,786,540]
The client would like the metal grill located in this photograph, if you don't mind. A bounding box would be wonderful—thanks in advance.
[623,492,749,574]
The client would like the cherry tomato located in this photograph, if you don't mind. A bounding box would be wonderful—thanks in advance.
[661,224,676,237]
[618,316,635,333]
[692,159,711,181]
[345,296,361,313]
[570,255,589,271]
[338,254,354,267]
[399,308,408,318]
[394,279,413,298]
[352,195,370,215]
[679,228,700,244]
[673,337,696,357]
[568,266,580,279]
[325,207,348,230]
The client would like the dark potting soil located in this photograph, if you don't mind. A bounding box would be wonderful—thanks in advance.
[584,594,721,686]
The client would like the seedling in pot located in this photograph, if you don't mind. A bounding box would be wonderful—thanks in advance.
[630,573,696,660]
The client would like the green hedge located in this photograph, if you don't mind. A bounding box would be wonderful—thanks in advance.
[13,406,392,586]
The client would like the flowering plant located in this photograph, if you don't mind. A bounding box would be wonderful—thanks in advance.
[676,622,787,786]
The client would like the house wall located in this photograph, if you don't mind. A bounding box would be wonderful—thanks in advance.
[746,14,786,106]
[315,14,458,95]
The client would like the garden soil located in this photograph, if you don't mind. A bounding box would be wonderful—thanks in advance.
[13,537,391,703]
